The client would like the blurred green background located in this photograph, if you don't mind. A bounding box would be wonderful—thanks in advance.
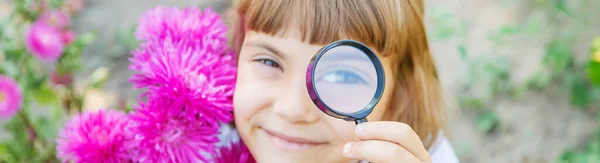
[1,0,600,162]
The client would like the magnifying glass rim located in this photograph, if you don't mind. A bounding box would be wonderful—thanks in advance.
[307,39,386,121]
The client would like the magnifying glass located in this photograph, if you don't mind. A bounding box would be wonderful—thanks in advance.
[306,40,386,125]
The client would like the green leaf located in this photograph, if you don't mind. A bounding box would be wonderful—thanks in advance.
[0,61,19,78]
[77,32,96,47]
[34,117,58,143]
[25,64,45,90]
[0,142,17,162]
[32,83,58,105]
[552,0,571,16]
[462,98,486,110]
[57,48,83,74]
[476,111,499,133]
[527,70,552,90]
[559,151,589,163]
[543,40,572,75]
[2,41,26,62]
[570,76,591,108]
[499,24,521,35]
[589,61,600,86]
[488,24,522,44]
[2,116,34,162]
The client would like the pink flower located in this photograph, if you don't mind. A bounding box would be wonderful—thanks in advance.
[126,6,237,162]
[24,21,65,62]
[135,6,228,45]
[214,140,256,163]
[56,109,131,163]
[0,75,22,118]
[50,70,73,86]
[126,95,220,162]
[39,10,71,29]
[62,30,76,45]
[129,37,237,127]
[130,6,236,125]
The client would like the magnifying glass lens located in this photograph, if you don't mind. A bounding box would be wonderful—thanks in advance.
[313,45,378,114]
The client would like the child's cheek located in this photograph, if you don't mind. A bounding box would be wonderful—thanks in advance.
[233,70,273,123]
[233,79,257,122]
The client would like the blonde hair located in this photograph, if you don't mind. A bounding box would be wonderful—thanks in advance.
[228,0,445,149]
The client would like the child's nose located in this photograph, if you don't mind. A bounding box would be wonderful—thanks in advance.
[272,78,319,123]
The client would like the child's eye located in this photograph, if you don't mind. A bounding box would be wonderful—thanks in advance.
[254,58,282,70]
[318,70,368,85]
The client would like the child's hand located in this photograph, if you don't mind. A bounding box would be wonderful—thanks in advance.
[342,121,431,163]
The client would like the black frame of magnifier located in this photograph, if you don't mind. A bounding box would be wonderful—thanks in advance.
[306,40,386,124]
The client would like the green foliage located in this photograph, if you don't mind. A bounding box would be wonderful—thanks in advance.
[543,39,573,76]
[560,130,600,163]
[427,7,468,40]
[58,32,96,74]
[32,82,59,105]
[454,40,509,134]
[476,111,500,133]
[0,1,95,162]
[589,61,600,86]
[431,0,599,150]
[561,36,600,161]
[429,0,600,161]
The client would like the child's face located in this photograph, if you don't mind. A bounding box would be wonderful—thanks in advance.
[234,31,396,163]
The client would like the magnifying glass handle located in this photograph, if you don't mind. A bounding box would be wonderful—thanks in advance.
[354,118,368,125]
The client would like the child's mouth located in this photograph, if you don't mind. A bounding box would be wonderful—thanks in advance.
[263,129,328,151]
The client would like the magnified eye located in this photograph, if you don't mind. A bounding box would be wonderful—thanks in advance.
[318,70,368,85]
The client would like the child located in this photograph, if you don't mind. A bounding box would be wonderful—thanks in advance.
[223,0,459,162]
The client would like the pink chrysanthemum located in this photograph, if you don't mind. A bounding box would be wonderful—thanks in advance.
[50,70,73,86]
[127,95,220,162]
[56,109,131,163]
[0,75,22,118]
[129,6,236,126]
[62,30,76,45]
[24,21,65,62]
[134,6,227,44]
[129,36,237,127]
[214,140,256,163]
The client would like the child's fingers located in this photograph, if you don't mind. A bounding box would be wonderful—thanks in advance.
[342,140,424,163]
[354,121,430,162]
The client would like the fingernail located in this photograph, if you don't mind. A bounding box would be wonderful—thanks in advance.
[355,124,365,135]
[343,142,353,155]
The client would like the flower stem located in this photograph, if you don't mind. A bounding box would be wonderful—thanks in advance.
[17,109,38,145]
